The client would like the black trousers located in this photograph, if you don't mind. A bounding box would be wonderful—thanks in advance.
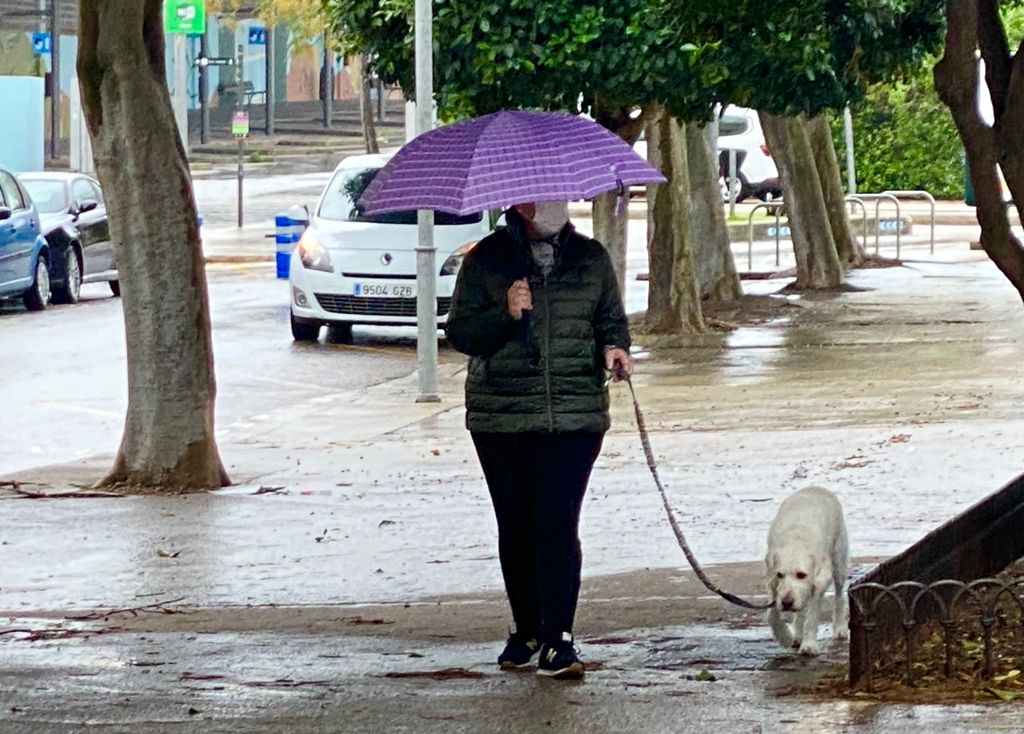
[471,431,604,644]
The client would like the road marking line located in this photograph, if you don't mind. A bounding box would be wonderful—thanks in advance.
[38,402,123,419]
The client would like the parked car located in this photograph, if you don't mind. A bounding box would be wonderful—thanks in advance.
[632,106,781,202]
[0,166,51,310]
[288,153,495,342]
[18,172,118,303]
[717,106,781,202]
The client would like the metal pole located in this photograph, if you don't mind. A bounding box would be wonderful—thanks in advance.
[237,44,244,228]
[199,31,209,144]
[728,148,738,218]
[265,27,275,135]
[172,34,189,153]
[50,0,60,160]
[414,0,438,403]
[843,105,856,195]
[322,38,332,129]
[237,138,244,227]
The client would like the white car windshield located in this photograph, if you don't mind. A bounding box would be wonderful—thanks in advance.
[318,167,482,226]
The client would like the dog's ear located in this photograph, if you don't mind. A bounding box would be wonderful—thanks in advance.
[813,554,832,595]
[765,550,779,573]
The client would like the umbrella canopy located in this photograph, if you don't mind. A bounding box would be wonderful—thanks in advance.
[358,110,666,216]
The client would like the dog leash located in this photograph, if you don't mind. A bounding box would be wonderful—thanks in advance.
[614,371,771,611]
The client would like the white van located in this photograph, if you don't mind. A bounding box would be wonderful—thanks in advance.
[288,153,494,342]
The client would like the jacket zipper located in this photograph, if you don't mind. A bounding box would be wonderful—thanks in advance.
[542,274,554,431]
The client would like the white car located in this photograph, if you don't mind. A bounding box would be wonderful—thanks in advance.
[632,106,780,202]
[288,154,494,342]
[717,106,780,202]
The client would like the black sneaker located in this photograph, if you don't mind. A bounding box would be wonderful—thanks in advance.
[498,630,540,670]
[537,632,585,679]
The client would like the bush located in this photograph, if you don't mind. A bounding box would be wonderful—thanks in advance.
[831,64,964,199]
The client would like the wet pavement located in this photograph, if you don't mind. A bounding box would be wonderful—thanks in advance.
[2,187,1024,730]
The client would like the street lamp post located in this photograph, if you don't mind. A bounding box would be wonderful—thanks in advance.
[414,0,438,403]
[49,0,59,160]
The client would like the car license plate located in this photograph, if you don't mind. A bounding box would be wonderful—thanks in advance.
[353,282,415,298]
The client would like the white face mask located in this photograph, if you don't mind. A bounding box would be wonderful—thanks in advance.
[529,200,570,238]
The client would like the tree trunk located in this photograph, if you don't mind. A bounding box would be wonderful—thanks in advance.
[806,115,863,266]
[645,107,675,330]
[645,107,704,333]
[591,99,645,295]
[935,0,1024,301]
[79,0,229,491]
[687,122,742,300]
[359,54,379,154]
[759,112,845,289]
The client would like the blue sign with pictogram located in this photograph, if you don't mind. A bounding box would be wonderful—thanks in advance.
[31,32,51,55]
[247,27,266,46]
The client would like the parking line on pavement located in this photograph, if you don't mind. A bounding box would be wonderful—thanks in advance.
[39,402,123,419]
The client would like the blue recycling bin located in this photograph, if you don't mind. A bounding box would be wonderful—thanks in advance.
[273,207,309,279]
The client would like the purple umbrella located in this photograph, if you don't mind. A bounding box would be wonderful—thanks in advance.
[358,110,666,216]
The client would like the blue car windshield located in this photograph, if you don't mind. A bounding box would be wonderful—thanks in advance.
[21,180,68,214]
[318,167,481,226]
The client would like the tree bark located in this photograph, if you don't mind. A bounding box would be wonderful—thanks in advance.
[358,54,380,154]
[807,115,863,266]
[79,0,229,491]
[687,123,742,300]
[645,107,704,333]
[591,99,645,295]
[935,0,1024,301]
[759,112,845,289]
[645,107,674,330]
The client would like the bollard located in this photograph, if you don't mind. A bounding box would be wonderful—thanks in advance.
[273,206,309,279]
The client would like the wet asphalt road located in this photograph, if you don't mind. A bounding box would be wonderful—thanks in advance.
[0,263,459,477]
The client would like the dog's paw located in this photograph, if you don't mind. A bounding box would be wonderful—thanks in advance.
[797,640,821,656]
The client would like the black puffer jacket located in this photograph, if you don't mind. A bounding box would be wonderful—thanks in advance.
[445,217,630,434]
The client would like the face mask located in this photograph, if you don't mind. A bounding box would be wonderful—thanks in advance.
[529,200,570,238]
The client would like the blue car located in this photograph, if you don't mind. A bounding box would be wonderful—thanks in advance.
[0,166,51,310]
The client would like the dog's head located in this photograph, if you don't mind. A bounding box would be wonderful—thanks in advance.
[766,549,832,613]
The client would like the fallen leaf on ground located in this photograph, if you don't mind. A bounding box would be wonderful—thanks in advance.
[382,667,484,680]
[179,672,225,681]
[342,616,394,625]
[157,549,181,558]
[984,687,1017,702]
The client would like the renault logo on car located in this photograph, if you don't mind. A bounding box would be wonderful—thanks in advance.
[381,253,393,265]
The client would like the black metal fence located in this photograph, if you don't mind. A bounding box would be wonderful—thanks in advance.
[848,473,1024,689]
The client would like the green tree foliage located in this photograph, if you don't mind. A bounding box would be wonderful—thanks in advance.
[658,0,946,117]
[833,63,963,197]
[322,0,689,122]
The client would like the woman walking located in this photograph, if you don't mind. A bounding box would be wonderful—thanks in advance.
[446,200,632,680]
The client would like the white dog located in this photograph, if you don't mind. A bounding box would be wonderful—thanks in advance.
[765,485,849,656]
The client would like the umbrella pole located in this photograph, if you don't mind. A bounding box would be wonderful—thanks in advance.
[414,0,440,403]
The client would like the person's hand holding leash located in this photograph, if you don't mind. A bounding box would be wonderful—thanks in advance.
[507,278,533,320]
[604,346,632,382]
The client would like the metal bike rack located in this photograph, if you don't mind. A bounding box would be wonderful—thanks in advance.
[883,190,936,255]
[844,196,869,252]
[746,200,786,270]
[847,193,902,259]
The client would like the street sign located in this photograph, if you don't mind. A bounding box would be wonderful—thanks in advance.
[31,32,51,55]
[194,56,233,67]
[164,0,206,35]
[247,27,267,46]
[232,111,250,138]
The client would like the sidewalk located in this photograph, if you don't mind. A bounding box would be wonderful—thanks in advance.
[2,244,1024,730]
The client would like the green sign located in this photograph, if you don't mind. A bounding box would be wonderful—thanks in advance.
[164,0,206,35]
[232,111,250,138]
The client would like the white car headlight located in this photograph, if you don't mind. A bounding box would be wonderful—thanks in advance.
[299,230,333,272]
[440,241,478,277]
